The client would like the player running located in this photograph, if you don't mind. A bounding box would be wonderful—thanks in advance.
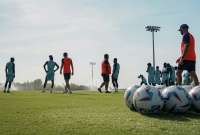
[4,57,15,93]
[98,54,111,93]
[176,24,199,86]
[43,55,59,93]
[112,58,120,92]
[60,52,74,94]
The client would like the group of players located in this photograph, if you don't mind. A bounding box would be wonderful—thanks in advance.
[3,52,74,93]
[3,52,120,94]
[2,24,200,93]
[138,63,177,86]
[138,24,199,87]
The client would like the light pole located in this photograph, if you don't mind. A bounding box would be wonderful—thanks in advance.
[89,62,96,88]
[145,26,161,69]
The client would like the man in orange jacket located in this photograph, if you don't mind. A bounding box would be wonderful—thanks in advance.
[60,52,74,94]
[176,24,199,86]
[98,54,111,93]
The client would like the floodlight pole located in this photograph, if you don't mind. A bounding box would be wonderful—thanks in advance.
[90,62,96,88]
[152,31,155,69]
[145,26,160,70]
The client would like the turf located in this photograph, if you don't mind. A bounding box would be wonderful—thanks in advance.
[0,90,200,135]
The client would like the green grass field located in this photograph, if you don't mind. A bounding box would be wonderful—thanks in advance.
[1,90,200,135]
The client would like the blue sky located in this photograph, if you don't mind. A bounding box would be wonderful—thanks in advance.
[0,0,200,88]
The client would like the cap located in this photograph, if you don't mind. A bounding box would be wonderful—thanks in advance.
[178,24,189,31]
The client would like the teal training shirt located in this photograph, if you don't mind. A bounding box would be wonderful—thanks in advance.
[6,62,14,75]
[47,60,56,73]
[112,63,120,79]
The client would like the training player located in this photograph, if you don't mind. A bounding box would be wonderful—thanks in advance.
[4,57,15,93]
[43,55,59,93]
[112,58,120,92]
[176,24,199,86]
[155,66,161,85]
[161,63,169,86]
[146,63,155,86]
[60,52,74,94]
[98,54,111,93]
[138,74,147,85]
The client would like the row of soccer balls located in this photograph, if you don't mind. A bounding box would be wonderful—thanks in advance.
[124,84,200,113]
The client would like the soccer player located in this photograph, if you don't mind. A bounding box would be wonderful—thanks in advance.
[183,71,191,85]
[138,74,147,85]
[60,52,74,94]
[155,66,161,85]
[161,63,169,86]
[4,57,15,93]
[43,55,59,93]
[98,54,111,93]
[146,63,155,86]
[169,66,177,85]
[112,58,120,92]
[176,24,199,86]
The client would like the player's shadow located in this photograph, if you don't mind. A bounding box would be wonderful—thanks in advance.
[143,111,200,122]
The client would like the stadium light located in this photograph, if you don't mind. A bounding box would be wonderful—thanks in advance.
[145,25,161,69]
[89,62,96,88]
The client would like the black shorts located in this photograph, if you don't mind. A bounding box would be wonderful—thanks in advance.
[112,76,118,82]
[64,73,71,80]
[102,74,110,82]
[178,60,196,72]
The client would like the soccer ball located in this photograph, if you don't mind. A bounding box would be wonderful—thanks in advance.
[133,85,164,114]
[189,86,200,112]
[155,85,166,92]
[124,85,140,111]
[162,86,191,113]
[181,85,192,92]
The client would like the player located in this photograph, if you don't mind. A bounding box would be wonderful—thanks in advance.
[60,52,74,94]
[98,54,111,93]
[43,55,59,93]
[155,66,161,85]
[176,24,199,86]
[146,63,155,86]
[4,57,15,93]
[112,58,120,92]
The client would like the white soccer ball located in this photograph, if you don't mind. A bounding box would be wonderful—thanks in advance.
[155,85,166,92]
[189,86,200,112]
[162,86,191,113]
[133,85,164,113]
[181,85,193,92]
[124,85,140,111]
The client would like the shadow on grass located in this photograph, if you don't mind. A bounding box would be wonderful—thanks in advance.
[142,111,200,122]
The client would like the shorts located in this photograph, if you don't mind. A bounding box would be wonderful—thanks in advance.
[102,74,110,82]
[46,72,55,81]
[178,60,196,72]
[6,74,14,82]
[64,73,71,80]
[112,76,118,82]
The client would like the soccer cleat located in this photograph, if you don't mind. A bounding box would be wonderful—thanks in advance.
[105,91,111,93]
[97,88,102,93]
[3,90,6,93]
[7,90,10,93]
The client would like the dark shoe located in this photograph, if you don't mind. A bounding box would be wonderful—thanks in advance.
[3,90,6,93]
[105,91,111,93]
[7,91,10,93]
[98,88,102,93]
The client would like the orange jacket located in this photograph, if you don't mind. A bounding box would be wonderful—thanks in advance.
[181,33,196,61]
[101,61,111,75]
